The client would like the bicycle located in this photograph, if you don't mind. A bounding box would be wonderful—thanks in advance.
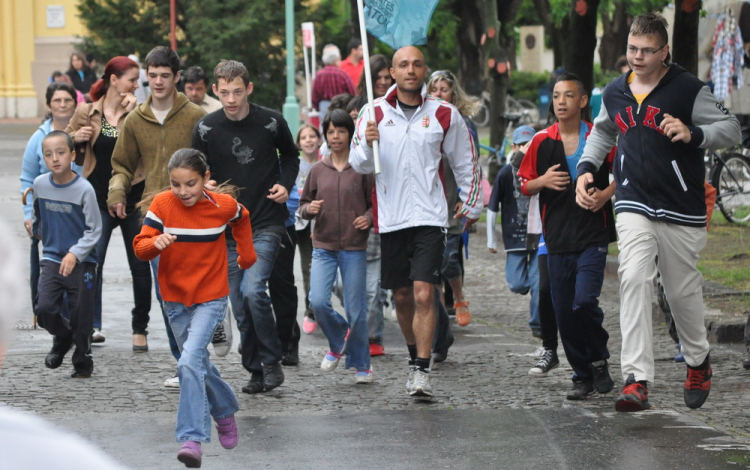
[706,147,750,223]
[472,91,538,128]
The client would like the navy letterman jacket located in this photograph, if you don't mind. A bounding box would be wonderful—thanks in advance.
[578,64,741,227]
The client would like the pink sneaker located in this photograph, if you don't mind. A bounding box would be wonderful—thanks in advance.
[177,441,202,468]
[302,316,317,334]
[214,415,238,449]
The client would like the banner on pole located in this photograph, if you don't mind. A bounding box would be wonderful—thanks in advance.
[301,22,315,48]
[364,0,440,49]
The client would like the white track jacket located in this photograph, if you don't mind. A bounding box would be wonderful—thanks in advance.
[349,84,482,234]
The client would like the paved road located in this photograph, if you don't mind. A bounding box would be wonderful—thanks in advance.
[1,122,750,469]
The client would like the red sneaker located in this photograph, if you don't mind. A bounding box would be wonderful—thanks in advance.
[684,356,712,409]
[615,374,651,412]
[369,343,385,356]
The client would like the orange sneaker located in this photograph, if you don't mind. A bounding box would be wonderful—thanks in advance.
[454,301,471,327]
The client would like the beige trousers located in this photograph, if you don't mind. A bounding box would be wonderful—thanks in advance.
[616,212,709,384]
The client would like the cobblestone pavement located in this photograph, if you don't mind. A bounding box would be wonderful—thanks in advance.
[2,122,750,469]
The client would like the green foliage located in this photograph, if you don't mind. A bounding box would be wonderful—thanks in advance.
[509,70,549,103]
[75,0,461,109]
[594,63,621,89]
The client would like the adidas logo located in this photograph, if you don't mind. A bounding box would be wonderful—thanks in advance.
[384,119,395,127]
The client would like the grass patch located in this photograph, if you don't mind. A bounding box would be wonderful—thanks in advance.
[700,213,750,292]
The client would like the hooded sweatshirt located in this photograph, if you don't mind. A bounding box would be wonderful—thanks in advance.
[299,156,374,251]
[577,64,741,227]
[107,91,206,211]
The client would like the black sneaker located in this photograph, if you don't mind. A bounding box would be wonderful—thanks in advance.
[44,337,72,369]
[531,327,542,338]
[71,368,93,378]
[281,345,299,366]
[528,349,559,377]
[743,357,750,370]
[263,362,285,391]
[615,373,651,412]
[566,379,594,400]
[684,355,712,409]
[241,371,264,394]
[590,359,614,393]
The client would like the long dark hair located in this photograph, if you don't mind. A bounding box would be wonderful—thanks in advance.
[357,54,392,97]
[89,56,139,102]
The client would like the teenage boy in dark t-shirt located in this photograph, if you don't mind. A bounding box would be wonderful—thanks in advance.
[192,60,299,395]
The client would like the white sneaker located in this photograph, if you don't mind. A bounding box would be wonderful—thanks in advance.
[212,316,232,358]
[409,369,433,397]
[91,328,105,344]
[320,352,341,372]
[354,369,374,384]
[164,374,180,388]
[405,363,417,390]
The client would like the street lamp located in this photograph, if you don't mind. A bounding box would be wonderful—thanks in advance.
[283,0,300,139]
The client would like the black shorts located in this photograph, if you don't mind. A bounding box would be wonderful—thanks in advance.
[380,226,446,290]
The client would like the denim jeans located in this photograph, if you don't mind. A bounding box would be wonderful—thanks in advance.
[505,250,540,330]
[366,257,387,344]
[441,233,463,281]
[269,226,300,353]
[95,208,151,333]
[150,257,180,361]
[547,247,610,381]
[29,236,40,309]
[227,229,283,373]
[309,248,370,371]
[433,286,454,353]
[164,297,239,443]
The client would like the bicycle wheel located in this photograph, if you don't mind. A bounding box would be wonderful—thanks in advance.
[472,100,490,128]
[712,153,750,223]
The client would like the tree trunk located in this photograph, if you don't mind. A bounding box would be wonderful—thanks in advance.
[533,0,564,68]
[455,0,485,96]
[562,0,601,93]
[483,0,508,148]
[598,1,629,71]
[672,0,702,75]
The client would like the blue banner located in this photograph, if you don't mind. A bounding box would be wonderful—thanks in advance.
[364,0,440,50]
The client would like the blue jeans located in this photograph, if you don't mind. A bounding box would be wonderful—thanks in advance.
[366,257,387,344]
[94,208,152,333]
[309,248,370,371]
[505,250,540,330]
[164,297,238,443]
[150,257,180,360]
[441,233,463,280]
[227,230,283,373]
[547,246,610,381]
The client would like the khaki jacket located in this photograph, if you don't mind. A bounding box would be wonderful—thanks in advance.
[107,91,205,210]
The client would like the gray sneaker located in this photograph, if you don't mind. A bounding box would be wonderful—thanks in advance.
[409,369,433,397]
[528,349,559,377]
[212,315,232,358]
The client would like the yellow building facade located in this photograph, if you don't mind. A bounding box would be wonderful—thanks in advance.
[0,0,86,118]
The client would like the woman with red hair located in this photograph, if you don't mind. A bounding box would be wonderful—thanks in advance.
[66,56,153,352]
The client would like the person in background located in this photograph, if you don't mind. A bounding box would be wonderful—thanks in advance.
[296,124,323,335]
[66,56,152,351]
[487,125,541,338]
[66,51,98,101]
[128,54,151,104]
[339,38,365,86]
[183,66,222,113]
[51,71,86,105]
[426,69,480,329]
[312,44,355,117]
[20,82,82,319]
[356,54,393,100]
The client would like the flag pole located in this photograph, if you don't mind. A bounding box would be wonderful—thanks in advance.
[356,0,381,174]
